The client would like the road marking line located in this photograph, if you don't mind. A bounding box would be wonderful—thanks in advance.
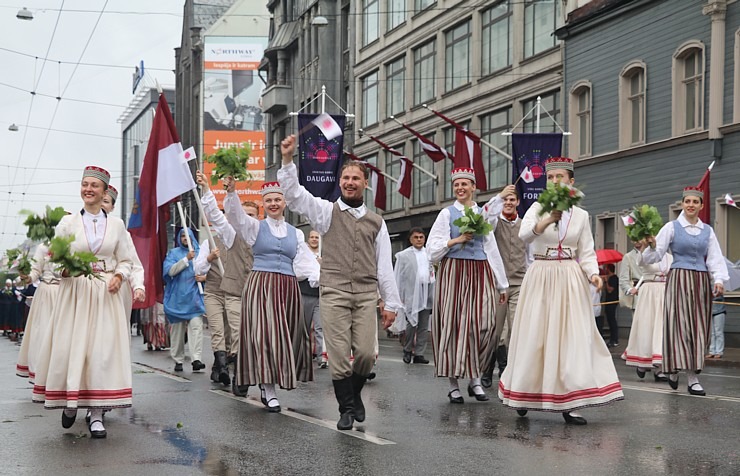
[621,384,740,403]
[209,389,396,445]
[132,362,191,383]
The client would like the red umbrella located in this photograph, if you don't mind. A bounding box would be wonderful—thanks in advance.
[595,249,623,265]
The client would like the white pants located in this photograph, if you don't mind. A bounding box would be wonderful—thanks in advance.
[170,316,204,363]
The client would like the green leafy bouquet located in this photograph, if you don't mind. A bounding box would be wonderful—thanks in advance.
[453,206,493,249]
[20,206,66,243]
[623,204,663,242]
[48,235,100,278]
[204,143,253,186]
[6,247,33,276]
[537,181,585,215]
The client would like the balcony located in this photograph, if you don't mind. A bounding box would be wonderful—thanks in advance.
[261,84,293,114]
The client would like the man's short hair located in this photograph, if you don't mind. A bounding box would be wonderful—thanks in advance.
[409,227,425,236]
[242,200,259,209]
[341,160,369,180]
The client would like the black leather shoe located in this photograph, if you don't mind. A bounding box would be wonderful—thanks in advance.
[192,360,206,372]
[516,409,528,417]
[232,379,249,397]
[668,374,679,390]
[337,412,354,430]
[688,383,706,396]
[89,419,107,439]
[412,355,429,364]
[174,363,183,372]
[402,351,412,364]
[447,390,464,404]
[636,368,646,379]
[61,410,77,429]
[266,398,281,413]
[480,371,493,389]
[467,384,490,401]
[350,373,367,423]
[259,385,267,406]
[654,372,668,382]
[562,412,587,425]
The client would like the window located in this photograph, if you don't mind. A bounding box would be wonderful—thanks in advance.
[672,42,705,135]
[362,0,379,46]
[414,40,436,105]
[416,0,435,13]
[481,2,511,75]
[386,57,405,116]
[363,154,378,213]
[362,71,379,126]
[735,29,740,123]
[619,62,646,148]
[480,108,511,190]
[413,138,436,205]
[716,195,740,263]
[443,128,456,200]
[385,148,404,211]
[569,81,591,158]
[387,0,405,31]
[445,21,471,92]
[524,0,562,58]
[522,91,561,133]
[595,214,617,250]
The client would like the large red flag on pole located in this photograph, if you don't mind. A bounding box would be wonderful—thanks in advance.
[428,108,487,190]
[697,161,714,225]
[397,122,451,163]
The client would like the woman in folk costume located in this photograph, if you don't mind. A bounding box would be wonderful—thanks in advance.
[499,158,623,425]
[642,186,728,396]
[16,241,64,382]
[224,178,319,412]
[623,248,672,381]
[32,166,145,439]
[427,167,508,404]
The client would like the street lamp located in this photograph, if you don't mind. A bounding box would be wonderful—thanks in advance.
[8,124,19,132]
[311,16,328,27]
[16,7,33,20]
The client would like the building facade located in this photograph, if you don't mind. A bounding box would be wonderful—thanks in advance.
[557,0,739,337]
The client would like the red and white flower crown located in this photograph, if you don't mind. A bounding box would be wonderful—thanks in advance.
[682,186,703,199]
[82,165,110,186]
[107,184,118,202]
[260,181,284,196]
[544,157,574,172]
[450,167,476,183]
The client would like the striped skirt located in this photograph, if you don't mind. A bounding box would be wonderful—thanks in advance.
[16,282,59,382]
[624,281,666,368]
[236,271,312,390]
[432,258,497,379]
[662,268,712,373]
[141,304,170,349]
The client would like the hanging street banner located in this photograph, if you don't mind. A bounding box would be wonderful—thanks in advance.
[297,113,346,201]
[511,133,562,216]
[203,36,267,211]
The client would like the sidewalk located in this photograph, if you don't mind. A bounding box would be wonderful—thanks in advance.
[608,343,740,369]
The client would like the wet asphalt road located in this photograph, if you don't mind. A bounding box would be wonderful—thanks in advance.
[2,330,740,476]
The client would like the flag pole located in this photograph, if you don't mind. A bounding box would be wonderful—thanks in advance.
[190,187,225,275]
[177,201,204,294]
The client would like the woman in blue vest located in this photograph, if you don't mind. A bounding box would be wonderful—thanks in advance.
[223,179,319,412]
[644,186,728,396]
[427,167,508,404]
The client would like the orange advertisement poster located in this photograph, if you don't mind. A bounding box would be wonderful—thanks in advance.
[203,130,265,211]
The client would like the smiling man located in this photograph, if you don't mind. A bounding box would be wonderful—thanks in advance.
[277,134,402,431]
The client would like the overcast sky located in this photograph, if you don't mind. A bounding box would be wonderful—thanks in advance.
[0,0,182,253]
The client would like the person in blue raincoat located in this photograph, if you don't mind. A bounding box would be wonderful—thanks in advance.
[164,228,206,373]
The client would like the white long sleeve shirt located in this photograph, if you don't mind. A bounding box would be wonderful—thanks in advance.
[276,162,402,312]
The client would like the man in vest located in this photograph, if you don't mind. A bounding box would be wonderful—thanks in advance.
[195,171,255,390]
[300,230,327,368]
[481,185,532,388]
[277,135,402,431]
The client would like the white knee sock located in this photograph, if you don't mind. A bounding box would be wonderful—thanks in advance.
[448,378,460,397]
[687,372,701,388]
[263,383,279,407]
[469,378,485,395]
[89,409,105,431]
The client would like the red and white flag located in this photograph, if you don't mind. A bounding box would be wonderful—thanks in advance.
[398,122,451,162]
[397,157,413,199]
[519,166,535,184]
[363,162,386,210]
[696,161,713,224]
[312,113,343,140]
[621,214,636,226]
[726,193,739,209]
[429,108,487,190]
[156,144,197,206]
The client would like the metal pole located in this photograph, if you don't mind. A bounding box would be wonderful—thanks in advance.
[388,117,438,182]
[535,96,541,134]
[321,84,326,114]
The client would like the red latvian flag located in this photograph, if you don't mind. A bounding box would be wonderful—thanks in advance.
[398,122,450,162]
[397,156,413,199]
[429,108,487,190]
[696,161,714,224]
[364,162,387,211]
[128,94,197,309]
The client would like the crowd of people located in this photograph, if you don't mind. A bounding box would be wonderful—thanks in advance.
[8,143,732,438]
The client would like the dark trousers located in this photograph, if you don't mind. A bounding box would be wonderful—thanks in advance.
[605,304,618,344]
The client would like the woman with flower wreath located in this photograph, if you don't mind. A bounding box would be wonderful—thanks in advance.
[498,157,623,425]
[427,167,508,404]
[32,166,145,439]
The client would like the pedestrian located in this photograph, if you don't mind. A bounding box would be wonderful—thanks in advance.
[603,264,620,347]
[163,228,206,373]
[499,157,623,425]
[194,170,255,388]
[427,168,508,404]
[300,230,327,369]
[32,165,145,438]
[623,248,671,381]
[481,184,531,387]
[277,135,401,430]
[394,227,434,365]
[223,177,319,413]
[643,186,729,396]
[707,295,726,359]
[141,303,170,351]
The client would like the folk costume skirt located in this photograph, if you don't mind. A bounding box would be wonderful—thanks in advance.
[236,271,312,390]
[662,268,712,373]
[624,281,665,368]
[432,258,497,379]
[16,282,60,383]
[32,273,133,409]
[141,304,170,349]
[499,259,623,412]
